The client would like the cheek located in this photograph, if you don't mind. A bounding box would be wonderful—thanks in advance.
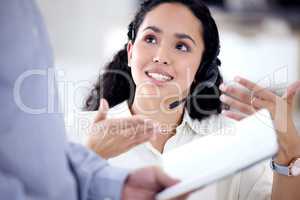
[130,46,151,83]
[176,61,200,90]
[130,66,145,86]
[131,44,152,69]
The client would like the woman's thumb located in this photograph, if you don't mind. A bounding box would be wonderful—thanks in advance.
[283,81,300,104]
[94,98,109,122]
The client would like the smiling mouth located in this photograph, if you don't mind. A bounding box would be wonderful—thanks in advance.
[145,71,174,82]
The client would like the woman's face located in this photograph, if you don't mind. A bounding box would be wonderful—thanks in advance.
[127,3,205,102]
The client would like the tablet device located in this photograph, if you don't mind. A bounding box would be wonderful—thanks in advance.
[156,109,278,200]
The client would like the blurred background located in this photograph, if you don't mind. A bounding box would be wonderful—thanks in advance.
[36,0,300,142]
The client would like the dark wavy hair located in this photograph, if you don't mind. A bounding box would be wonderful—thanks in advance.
[84,0,223,121]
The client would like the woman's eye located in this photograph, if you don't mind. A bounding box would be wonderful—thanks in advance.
[145,35,157,44]
[176,43,190,52]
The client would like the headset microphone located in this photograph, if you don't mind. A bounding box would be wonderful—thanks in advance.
[168,97,187,110]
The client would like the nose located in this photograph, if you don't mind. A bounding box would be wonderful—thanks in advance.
[152,46,171,65]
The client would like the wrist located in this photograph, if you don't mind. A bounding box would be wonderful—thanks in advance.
[86,137,110,159]
[275,136,300,165]
[90,165,129,200]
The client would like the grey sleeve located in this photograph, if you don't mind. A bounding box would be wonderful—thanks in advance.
[67,143,129,200]
[0,0,129,200]
[0,172,26,200]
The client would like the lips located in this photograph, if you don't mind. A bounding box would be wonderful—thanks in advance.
[145,70,174,82]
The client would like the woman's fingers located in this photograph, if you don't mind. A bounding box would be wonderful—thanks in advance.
[95,116,149,132]
[119,116,159,138]
[282,80,300,104]
[94,98,109,123]
[222,110,246,121]
[89,119,159,158]
[220,93,275,117]
[234,76,277,102]
[250,95,275,114]
[220,94,255,115]
[89,115,162,158]
[122,122,159,140]
[95,116,159,140]
[220,77,300,120]
[219,83,251,105]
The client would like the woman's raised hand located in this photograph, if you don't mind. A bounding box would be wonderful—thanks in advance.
[87,99,160,159]
[219,77,300,164]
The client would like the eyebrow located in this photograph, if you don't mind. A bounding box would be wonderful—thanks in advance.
[143,26,197,46]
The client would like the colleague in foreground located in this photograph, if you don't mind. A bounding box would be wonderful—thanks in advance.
[85,0,300,199]
[0,0,185,200]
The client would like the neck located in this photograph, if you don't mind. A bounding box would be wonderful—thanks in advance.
[131,93,184,138]
[130,94,185,152]
[131,95,184,126]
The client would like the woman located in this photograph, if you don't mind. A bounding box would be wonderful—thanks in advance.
[84,0,300,199]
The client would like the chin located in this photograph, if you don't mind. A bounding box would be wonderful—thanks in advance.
[139,83,180,99]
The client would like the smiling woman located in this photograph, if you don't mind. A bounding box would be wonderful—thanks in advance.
[85,0,222,119]
[127,3,205,107]
[81,0,300,199]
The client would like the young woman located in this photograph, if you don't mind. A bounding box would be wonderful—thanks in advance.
[84,0,300,199]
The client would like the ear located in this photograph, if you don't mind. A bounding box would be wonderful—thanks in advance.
[127,40,133,67]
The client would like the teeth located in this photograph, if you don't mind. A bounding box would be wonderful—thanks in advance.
[148,72,172,81]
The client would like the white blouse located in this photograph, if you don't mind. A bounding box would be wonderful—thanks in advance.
[105,101,273,200]
[70,101,273,200]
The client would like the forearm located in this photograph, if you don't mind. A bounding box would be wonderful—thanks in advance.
[67,143,129,200]
[271,135,300,200]
[272,174,300,200]
[0,172,25,199]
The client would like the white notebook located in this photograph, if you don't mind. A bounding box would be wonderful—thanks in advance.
[156,109,278,200]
